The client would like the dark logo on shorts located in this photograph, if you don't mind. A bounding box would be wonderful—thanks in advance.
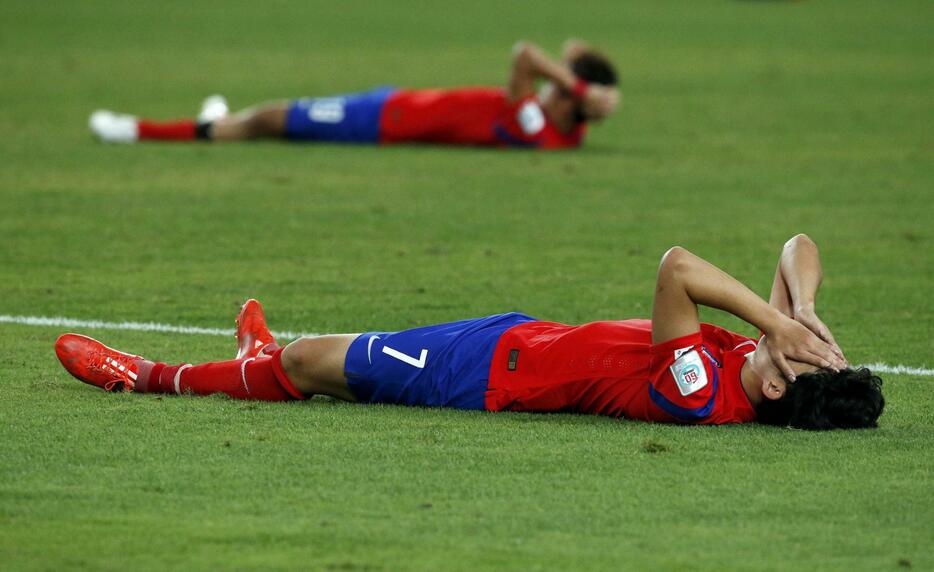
[507,349,520,371]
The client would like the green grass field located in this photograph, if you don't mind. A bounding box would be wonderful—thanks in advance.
[1,1,932,570]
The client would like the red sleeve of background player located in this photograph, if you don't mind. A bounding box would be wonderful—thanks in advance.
[492,95,539,146]
[493,96,583,149]
[647,332,719,422]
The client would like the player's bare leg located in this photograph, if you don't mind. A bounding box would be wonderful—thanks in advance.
[280,335,359,401]
[210,102,289,141]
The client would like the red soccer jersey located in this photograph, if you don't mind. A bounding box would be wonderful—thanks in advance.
[378,87,584,149]
[484,319,759,425]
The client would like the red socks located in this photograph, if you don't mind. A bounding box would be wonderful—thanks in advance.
[137,119,197,141]
[136,348,305,401]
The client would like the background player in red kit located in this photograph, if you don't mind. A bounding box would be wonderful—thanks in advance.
[89,40,619,150]
[56,235,884,430]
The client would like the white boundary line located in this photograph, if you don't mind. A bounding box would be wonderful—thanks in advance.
[859,363,934,377]
[1,313,931,377]
[0,314,316,341]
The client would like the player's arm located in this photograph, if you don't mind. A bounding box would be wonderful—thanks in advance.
[651,246,845,381]
[769,234,845,359]
[561,39,589,63]
[767,256,794,319]
[509,41,619,118]
[509,41,578,100]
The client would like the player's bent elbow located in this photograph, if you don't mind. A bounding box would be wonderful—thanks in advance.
[512,41,543,70]
[660,246,690,268]
[657,246,691,284]
[562,39,587,58]
[512,41,532,60]
[784,233,816,251]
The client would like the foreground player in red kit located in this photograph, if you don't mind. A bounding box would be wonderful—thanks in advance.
[55,235,884,430]
[89,40,619,150]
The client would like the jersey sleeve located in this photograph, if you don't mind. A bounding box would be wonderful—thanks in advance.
[647,332,719,422]
[493,96,584,149]
[491,95,541,147]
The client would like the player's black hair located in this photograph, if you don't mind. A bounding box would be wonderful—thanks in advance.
[571,51,618,86]
[569,51,618,123]
[756,367,885,430]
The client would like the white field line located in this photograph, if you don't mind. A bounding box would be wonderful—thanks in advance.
[859,363,934,377]
[0,314,316,341]
[1,313,931,378]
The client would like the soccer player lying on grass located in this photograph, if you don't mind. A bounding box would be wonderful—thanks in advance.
[89,40,619,150]
[55,235,884,430]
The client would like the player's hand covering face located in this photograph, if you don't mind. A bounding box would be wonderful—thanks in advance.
[793,307,847,366]
[765,317,847,381]
[581,85,620,121]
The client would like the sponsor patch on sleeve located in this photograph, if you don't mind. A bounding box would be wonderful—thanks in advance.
[517,101,545,135]
[669,349,709,396]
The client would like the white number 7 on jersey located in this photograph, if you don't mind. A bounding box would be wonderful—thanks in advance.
[382,345,428,369]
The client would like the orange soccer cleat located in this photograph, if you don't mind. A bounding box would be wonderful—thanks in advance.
[55,334,146,392]
[235,299,278,359]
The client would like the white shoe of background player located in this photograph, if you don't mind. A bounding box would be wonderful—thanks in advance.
[197,95,229,124]
[88,110,138,143]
